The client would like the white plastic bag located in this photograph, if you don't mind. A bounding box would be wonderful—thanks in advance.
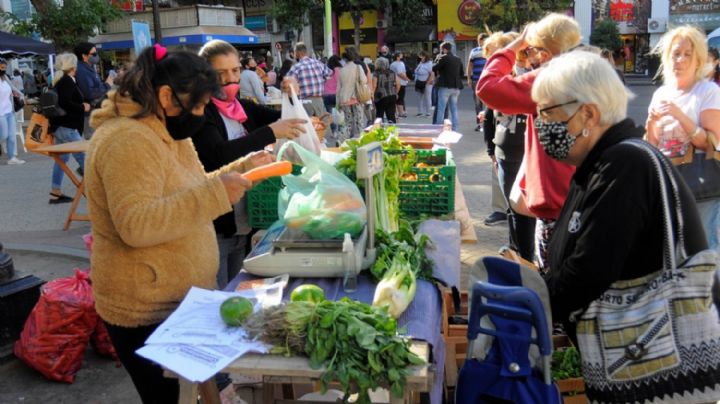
[277,87,322,156]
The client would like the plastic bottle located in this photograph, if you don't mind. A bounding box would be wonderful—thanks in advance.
[342,233,357,293]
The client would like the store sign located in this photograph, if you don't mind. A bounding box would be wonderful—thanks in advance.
[339,28,378,45]
[457,0,481,25]
[437,0,481,41]
[670,12,720,29]
[592,0,650,32]
[670,0,720,14]
[245,15,267,31]
[244,0,272,13]
[610,1,633,22]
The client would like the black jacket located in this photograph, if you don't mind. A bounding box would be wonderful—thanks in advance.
[49,74,85,133]
[192,99,281,237]
[433,53,464,90]
[545,119,707,329]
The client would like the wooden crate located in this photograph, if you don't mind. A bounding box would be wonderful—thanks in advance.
[553,337,588,404]
[440,288,469,391]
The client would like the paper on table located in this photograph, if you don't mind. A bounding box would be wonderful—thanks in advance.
[434,130,463,144]
[137,341,268,383]
[145,286,283,346]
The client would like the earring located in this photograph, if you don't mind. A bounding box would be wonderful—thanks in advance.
[582,128,590,137]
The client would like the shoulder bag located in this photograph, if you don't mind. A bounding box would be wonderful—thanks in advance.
[672,132,720,201]
[354,65,372,104]
[574,139,720,403]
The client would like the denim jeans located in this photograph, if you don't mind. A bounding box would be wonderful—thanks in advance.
[471,80,484,124]
[497,158,536,261]
[51,126,85,190]
[697,199,720,253]
[435,87,460,130]
[0,111,17,159]
[216,234,247,289]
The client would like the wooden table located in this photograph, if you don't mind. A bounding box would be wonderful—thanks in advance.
[34,140,90,230]
[166,341,434,404]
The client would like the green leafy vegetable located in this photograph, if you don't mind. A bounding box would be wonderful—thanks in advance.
[244,298,425,404]
[552,347,582,380]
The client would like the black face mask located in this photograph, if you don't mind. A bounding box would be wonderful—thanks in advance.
[0,70,6,77]
[248,66,257,72]
[164,91,206,140]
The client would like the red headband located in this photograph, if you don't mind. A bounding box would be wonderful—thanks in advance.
[154,44,167,61]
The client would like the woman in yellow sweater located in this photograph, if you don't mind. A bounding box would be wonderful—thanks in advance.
[86,44,270,403]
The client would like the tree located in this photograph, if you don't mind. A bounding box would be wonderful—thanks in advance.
[476,0,573,32]
[590,20,622,52]
[270,0,322,45]
[2,0,121,51]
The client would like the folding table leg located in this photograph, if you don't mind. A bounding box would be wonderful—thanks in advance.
[63,181,86,231]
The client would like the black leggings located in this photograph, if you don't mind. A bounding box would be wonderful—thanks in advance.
[395,86,406,106]
[375,96,397,123]
[105,321,179,404]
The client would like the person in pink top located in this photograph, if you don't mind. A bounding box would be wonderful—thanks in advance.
[477,14,581,271]
[323,55,342,146]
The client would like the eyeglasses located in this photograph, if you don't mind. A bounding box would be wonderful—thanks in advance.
[523,46,547,58]
[537,100,578,118]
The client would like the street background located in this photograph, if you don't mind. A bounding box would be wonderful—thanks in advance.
[0,76,655,403]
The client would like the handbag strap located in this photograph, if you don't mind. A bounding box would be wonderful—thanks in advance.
[623,139,687,270]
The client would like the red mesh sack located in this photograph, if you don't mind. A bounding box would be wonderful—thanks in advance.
[13,269,98,383]
[90,318,119,361]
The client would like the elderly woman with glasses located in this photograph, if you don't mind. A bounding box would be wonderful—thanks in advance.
[477,13,581,271]
[535,51,710,401]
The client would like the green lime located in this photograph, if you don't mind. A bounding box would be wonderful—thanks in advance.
[290,284,325,303]
[220,296,254,326]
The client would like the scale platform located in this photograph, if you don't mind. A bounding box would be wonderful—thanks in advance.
[243,221,368,278]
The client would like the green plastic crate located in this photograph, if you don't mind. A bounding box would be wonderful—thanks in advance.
[246,165,302,229]
[398,149,456,217]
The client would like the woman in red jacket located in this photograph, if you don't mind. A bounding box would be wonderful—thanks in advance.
[476,13,581,271]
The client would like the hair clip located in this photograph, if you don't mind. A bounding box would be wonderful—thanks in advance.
[154,44,167,62]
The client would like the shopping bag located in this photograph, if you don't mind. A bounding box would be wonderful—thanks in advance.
[25,112,54,155]
[277,141,366,240]
[277,87,322,157]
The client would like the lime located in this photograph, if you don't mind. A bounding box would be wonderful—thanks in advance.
[220,296,254,326]
[290,284,325,303]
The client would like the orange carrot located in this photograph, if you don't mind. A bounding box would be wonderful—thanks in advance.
[242,161,293,182]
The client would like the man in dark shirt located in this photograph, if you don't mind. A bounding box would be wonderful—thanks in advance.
[432,42,464,131]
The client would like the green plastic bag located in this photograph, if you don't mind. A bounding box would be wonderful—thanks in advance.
[277,141,367,240]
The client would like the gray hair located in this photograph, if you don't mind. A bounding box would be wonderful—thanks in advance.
[375,57,390,71]
[53,53,78,86]
[532,51,633,126]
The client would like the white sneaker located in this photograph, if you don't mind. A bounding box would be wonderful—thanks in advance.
[7,157,26,165]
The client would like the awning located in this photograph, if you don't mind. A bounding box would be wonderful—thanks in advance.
[0,31,55,56]
[384,25,435,44]
[93,25,258,51]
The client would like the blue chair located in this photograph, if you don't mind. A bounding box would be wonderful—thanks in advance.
[455,257,561,404]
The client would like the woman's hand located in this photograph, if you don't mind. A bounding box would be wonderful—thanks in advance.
[654,100,686,121]
[220,172,253,204]
[281,76,300,95]
[243,150,275,171]
[508,24,531,54]
[269,118,307,139]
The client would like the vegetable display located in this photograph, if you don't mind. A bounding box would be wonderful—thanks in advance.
[371,220,434,318]
[552,346,582,380]
[243,297,424,404]
[337,126,416,233]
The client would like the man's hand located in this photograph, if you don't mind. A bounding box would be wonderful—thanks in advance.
[281,76,300,95]
[83,103,91,112]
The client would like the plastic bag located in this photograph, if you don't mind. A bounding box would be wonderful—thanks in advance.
[277,141,366,240]
[14,269,98,383]
[276,87,323,157]
[90,318,119,361]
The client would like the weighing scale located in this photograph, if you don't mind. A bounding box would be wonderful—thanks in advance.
[243,142,384,278]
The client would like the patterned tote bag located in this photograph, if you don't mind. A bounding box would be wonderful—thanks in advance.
[574,139,720,404]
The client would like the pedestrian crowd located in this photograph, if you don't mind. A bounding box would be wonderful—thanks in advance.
[2,11,720,404]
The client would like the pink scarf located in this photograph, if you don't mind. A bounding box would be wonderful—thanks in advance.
[211,83,247,123]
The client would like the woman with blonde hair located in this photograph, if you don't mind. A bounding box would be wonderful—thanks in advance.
[48,53,89,203]
[477,14,581,271]
[646,25,720,252]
